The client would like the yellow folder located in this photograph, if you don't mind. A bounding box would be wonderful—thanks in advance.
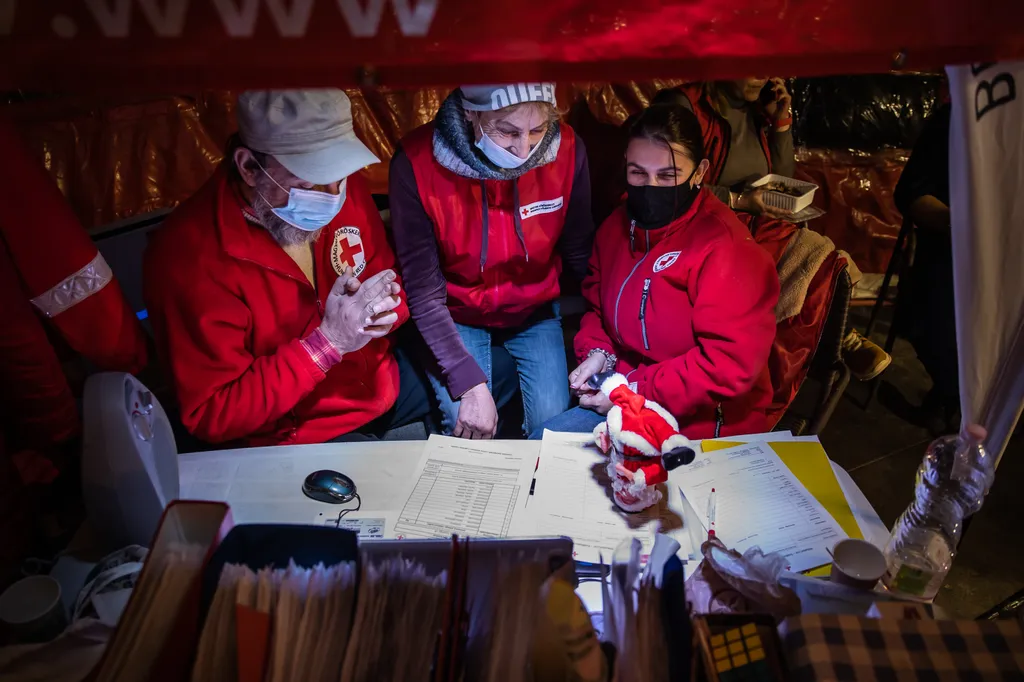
[701,439,861,575]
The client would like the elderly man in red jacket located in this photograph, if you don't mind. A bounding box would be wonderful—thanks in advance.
[145,89,427,446]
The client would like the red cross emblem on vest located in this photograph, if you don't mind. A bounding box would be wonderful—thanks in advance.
[331,227,366,276]
[338,237,363,268]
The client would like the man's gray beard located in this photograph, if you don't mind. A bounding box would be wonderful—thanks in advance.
[252,181,323,247]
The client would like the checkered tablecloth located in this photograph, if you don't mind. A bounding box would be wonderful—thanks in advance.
[780,614,1024,681]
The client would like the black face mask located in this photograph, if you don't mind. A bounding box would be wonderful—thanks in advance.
[626,166,700,230]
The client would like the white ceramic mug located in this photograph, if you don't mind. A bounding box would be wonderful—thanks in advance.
[0,575,69,643]
[830,538,886,590]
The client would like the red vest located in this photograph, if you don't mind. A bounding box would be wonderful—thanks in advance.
[677,84,773,185]
[403,123,576,327]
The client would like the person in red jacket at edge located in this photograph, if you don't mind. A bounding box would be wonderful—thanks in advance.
[530,104,779,440]
[145,90,429,446]
[390,83,595,439]
[1,116,148,583]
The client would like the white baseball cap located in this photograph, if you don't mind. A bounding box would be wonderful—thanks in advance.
[236,89,380,185]
[460,83,557,112]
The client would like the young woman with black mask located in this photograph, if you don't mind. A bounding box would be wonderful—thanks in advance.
[531,104,780,440]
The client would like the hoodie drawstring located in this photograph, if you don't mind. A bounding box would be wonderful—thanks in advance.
[479,178,529,272]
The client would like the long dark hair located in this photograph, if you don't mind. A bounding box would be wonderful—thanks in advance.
[627,103,705,166]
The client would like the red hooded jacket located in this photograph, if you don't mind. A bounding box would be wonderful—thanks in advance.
[144,169,409,446]
[575,189,779,439]
[678,83,846,426]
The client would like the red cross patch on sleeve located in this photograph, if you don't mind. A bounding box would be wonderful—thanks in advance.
[331,227,366,276]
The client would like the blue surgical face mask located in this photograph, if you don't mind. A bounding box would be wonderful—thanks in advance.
[256,163,346,232]
[474,124,541,169]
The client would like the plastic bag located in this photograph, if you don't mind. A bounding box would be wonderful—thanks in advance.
[684,538,801,620]
[791,74,944,151]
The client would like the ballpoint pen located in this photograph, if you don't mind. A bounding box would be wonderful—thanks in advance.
[706,488,717,539]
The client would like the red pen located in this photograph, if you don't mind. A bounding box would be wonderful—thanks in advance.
[706,488,717,539]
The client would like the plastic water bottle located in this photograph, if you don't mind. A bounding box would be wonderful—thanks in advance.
[881,425,995,601]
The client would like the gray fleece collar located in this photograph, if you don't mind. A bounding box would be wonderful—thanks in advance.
[431,90,560,181]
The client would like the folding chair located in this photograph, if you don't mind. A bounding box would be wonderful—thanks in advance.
[774,267,853,436]
[862,216,916,408]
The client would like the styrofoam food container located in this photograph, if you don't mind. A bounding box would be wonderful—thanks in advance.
[751,174,818,213]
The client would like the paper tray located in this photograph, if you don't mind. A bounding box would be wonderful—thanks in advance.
[751,174,818,213]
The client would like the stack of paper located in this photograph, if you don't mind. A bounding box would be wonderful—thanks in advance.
[192,557,449,682]
[511,431,690,563]
[517,429,870,574]
[193,561,360,682]
[481,560,552,682]
[91,501,233,682]
[702,436,864,542]
[676,441,849,572]
[339,557,447,682]
[393,435,537,540]
[97,542,206,682]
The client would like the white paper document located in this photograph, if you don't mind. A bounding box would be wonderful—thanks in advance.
[393,435,537,539]
[176,441,426,524]
[676,441,848,572]
[310,512,395,540]
[511,431,691,564]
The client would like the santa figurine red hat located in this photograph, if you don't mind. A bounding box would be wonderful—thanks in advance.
[592,373,696,512]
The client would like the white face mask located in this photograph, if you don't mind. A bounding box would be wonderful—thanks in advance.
[256,161,347,232]
[474,124,541,169]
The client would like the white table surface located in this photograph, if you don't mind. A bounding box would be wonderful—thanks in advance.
[177,439,890,548]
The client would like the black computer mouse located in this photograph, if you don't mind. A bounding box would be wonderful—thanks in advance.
[302,469,357,504]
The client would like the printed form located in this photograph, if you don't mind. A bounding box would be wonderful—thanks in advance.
[511,431,691,563]
[393,435,537,539]
[676,441,848,572]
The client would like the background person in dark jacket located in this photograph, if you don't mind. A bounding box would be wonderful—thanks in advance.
[894,102,958,434]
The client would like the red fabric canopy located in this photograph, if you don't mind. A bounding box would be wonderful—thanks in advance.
[2,0,1023,90]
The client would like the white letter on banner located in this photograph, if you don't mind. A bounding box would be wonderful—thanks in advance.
[975,72,1016,121]
[211,0,260,36]
[337,0,385,37]
[213,0,315,37]
[138,0,189,36]
[264,0,314,36]
[84,0,132,37]
[391,0,437,36]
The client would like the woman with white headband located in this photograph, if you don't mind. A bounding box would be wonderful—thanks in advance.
[391,83,595,439]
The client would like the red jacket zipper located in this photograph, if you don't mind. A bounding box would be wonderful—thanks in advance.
[639,277,652,351]
[613,222,650,344]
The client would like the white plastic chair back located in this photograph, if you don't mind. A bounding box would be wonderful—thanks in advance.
[81,372,178,549]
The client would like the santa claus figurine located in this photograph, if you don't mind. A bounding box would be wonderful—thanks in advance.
[591,373,696,512]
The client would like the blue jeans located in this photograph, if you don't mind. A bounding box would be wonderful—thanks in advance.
[528,406,607,440]
[428,306,570,437]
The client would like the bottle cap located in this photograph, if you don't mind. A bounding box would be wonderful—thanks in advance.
[965,424,987,442]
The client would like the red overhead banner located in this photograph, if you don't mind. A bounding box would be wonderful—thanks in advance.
[1,0,1023,90]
